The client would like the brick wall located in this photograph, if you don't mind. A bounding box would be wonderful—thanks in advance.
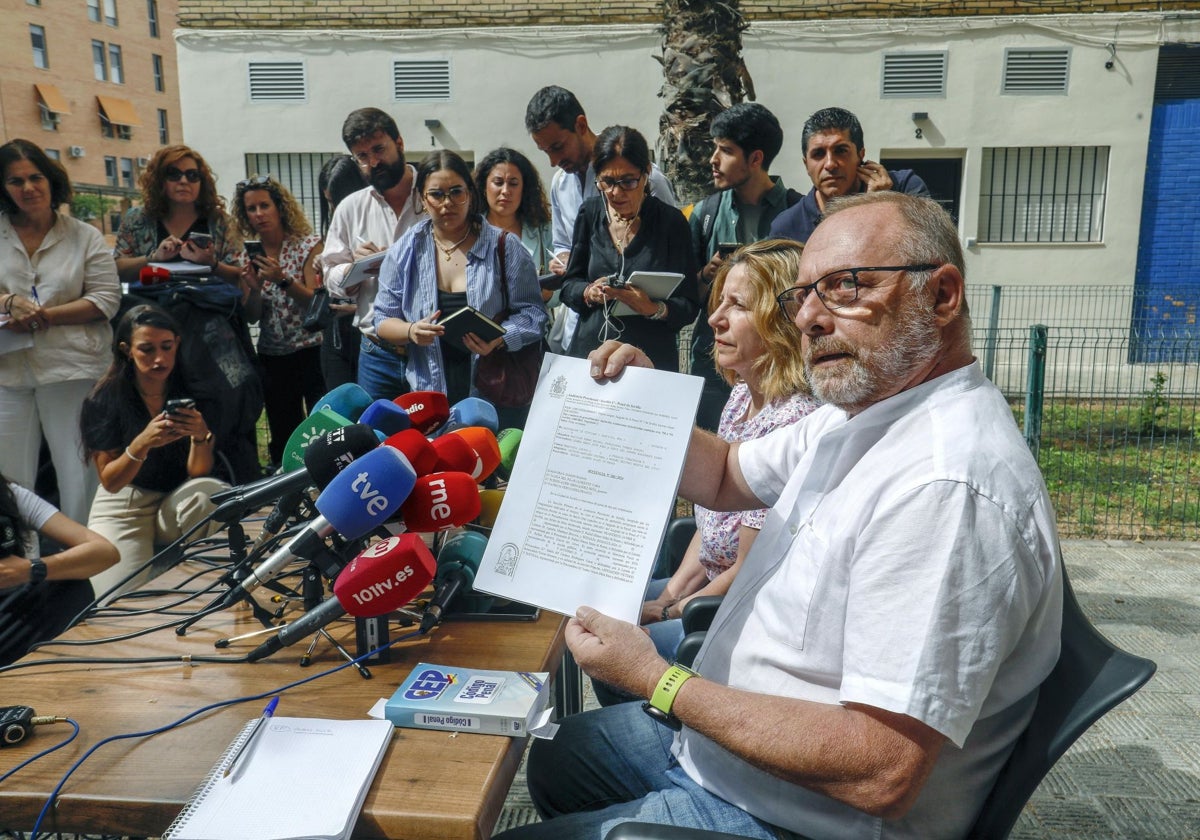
[177,0,1197,29]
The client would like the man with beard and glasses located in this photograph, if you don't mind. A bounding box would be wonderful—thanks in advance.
[495,192,1063,840]
[322,107,426,399]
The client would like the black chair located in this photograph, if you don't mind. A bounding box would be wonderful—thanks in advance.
[604,564,1157,840]
[654,516,697,579]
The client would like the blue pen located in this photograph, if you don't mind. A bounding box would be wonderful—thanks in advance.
[30,286,40,306]
[225,696,279,781]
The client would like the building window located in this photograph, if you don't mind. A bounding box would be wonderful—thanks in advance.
[108,44,124,84]
[30,25,48,69]
[152,53,164,92]
[157,108,169,144]
[44,148,60,159]
[103,0,118,26]
[88,0,101,22]
[979,146,1108,243]
[39,103,59,131]
[147,0,159,37]
[104,156,118,186]
[120,157,134,188]
[100,113,131,140]
[28,0,41,5]
[92,40,107,81]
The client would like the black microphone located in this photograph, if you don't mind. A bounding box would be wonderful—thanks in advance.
[209,469,314,525]
[420,530,488,633]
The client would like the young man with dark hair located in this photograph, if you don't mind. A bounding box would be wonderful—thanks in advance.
[688,102,800,431]
[769,106,929,245]
[322,107,425,399]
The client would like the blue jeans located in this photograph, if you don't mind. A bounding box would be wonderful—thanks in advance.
[356,335,409,402]
[493,702,784,839]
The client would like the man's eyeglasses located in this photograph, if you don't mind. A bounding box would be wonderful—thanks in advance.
[595,175,643,194]
[775,264,939,320]
[164,167,202,183]
[424,186,470,206]
[235,175,272,191]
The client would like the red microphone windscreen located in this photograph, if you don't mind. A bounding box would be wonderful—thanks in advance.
[430,434,477,475]
[400,472,482,532]
[384,428,439,475]
[138,265,172,285]
[448,427,501,482]
[333,533,435,616]
[394,391,450,435]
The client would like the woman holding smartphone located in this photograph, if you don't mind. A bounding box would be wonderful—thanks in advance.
[112,145,241,284]
[80,305,226,600]
[232,176,324,468]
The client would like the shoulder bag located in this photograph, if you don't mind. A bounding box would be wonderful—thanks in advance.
[473,234,544,408]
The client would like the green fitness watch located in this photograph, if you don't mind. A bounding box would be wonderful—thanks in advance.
[642,662,699,730]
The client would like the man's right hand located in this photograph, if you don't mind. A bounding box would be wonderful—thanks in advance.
[699,252,725,290]
[587,341,654,380]
[353,241,381,261]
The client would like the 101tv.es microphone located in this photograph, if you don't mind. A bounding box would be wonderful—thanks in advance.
[213,446,417,608]
[246,533,435,662]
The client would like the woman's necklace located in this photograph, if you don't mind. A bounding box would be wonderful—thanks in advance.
[433,229,471,262]
[611,216,639,254]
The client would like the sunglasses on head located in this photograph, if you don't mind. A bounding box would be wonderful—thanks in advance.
[165,167,202,183]
[236,175,273,191]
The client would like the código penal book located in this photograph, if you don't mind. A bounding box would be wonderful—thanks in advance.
[385,662,550,737]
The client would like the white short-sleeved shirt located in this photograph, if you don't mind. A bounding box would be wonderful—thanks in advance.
[675,363,1063,840]
[10,482,57,560]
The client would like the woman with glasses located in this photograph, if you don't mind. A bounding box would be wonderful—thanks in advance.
[1,139,121,526]
[374,151,546,415]
[232,176,325,468]
[559,125,698,372]
[113,145,241,284]
[593,240,820,706]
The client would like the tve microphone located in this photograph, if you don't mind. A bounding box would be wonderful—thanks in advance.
[395,391,450,435]
[384,429,438,476]
[420,530,490,632]
[446,427,501,482]
[280,408,352,473]
[311,382,373,423]
[359,399,412,436]
[495,428,522,480]
[399,472,482,532]
[441,397,499,434]
[218,447,418,606]
[246,533,435,661]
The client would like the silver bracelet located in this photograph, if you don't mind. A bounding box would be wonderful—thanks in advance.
[124,447,145,463]
[650,301,669,321]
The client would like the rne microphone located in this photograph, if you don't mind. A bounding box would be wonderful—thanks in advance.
[216,446,418,607]
[246,533,435,661]
[311,382,373,423]
[280,408,352,473]
[384,429,438,476]
[440,397,499,434]
[395,391,450,435]
[420,530,490,632]
[399,472,481,532]
[359,399,412,436]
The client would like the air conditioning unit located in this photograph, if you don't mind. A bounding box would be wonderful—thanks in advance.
[68,145,86,158]
[136,156,150,166]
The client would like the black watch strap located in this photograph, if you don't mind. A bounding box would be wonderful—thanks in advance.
[28,558,48,585]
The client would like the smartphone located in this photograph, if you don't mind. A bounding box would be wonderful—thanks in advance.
[717,242,739,258]
[165,397,196,415]
[187,232,213,249]
[244,240,266,260]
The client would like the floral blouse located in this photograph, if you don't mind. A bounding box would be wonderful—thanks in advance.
[694,383,822,579]
[252,233,323,356]
[113,207,241,270]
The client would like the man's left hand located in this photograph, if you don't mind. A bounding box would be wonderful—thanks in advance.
[857,161,894,193]
[566,605,668,699]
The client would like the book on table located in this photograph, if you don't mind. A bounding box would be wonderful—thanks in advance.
[384,662,551,737]
[436,306,507,351]
[161,716,393,840]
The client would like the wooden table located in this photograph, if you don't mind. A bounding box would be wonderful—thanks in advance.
[0,560,566,839]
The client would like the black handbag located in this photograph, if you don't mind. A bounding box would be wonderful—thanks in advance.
[302,287,334,333]
[473,234,543,408]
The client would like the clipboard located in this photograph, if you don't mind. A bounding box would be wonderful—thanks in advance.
[610,271,684,317]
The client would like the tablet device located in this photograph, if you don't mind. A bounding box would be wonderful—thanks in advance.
[611,271,685,317]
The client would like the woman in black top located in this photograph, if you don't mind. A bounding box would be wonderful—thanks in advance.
[559,126,698,372]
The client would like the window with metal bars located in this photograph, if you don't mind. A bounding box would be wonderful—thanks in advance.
[978,146,1108,243]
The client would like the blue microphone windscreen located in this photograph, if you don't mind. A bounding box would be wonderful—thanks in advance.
[315,446,417,538]
[360,399,413,437]
[311,382,373,422]
[444,397,499,434]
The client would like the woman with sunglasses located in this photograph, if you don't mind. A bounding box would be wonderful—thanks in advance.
[559,125,698,371]
[374,151,546,418]
[113,145,240,284]
[0,139,121,526]
[232,177,325,468]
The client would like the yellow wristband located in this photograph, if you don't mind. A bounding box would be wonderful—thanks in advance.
[649,663,698,717]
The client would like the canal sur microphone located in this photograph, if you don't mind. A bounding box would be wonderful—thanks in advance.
[399,472,481,532]
[215,446,418,607]
[279,407,353,473]
[246,533,435,661]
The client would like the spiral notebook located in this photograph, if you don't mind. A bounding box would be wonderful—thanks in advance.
[162,716,393,840]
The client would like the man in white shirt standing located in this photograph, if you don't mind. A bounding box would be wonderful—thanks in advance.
[496,192,1063,840]
[524,86,677,353]
[322,108,425,400]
